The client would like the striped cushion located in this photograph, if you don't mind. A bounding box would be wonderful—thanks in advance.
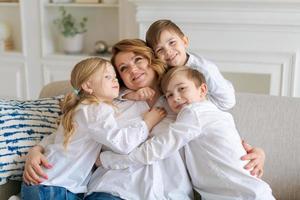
[0,96,63,185]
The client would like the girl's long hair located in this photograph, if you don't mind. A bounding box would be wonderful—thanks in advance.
[61,57,111,149]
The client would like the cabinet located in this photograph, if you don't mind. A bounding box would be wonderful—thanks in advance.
[40,0,120,91]
[0,1,26,99]
[0,0,138,100]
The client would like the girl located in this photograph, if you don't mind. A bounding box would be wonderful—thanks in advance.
[21,57,166,200]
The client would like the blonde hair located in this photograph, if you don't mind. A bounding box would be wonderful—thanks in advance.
[111,39,167,87]
[61,57,111,149]
[161,66,206,95]
[146,19,185,50]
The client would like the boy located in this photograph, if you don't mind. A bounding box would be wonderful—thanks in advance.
[124,19,235,111]
[101,66,275,200]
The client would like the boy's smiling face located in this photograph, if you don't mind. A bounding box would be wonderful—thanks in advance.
[154,30,189,67]
[165,72,207,113]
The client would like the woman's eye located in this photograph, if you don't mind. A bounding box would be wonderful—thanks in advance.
[170,40,176,46]
[179,87,185,91]
[119,66,127,72]
[156,49,163,54]
[135,57,143,63]
[166,94,173,99]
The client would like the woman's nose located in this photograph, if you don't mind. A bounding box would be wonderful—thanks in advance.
[166,48,173,57]
[174,95,181,102]
[129,65,139,74]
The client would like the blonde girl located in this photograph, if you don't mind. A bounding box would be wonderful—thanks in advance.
[21,57,166,200]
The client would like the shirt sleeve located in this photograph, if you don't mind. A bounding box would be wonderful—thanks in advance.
[38,132,56,148]
[80,104,149,154]
[189,54,236,110]
[117,87,133,101]
[100,106,201,169]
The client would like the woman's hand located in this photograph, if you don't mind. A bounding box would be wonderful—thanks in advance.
[241,140,265,178]
[143,107,167,131]
[23,145,52,185]
[124,87,155,101]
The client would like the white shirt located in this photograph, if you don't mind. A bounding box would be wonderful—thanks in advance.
[88,98,193,200]
[40,102,148,194]
[186,52,236,110]
[102,101,275,200]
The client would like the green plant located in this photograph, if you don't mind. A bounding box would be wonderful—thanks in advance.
[53,7,88,37]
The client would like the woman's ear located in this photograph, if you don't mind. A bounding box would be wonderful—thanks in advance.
[81,81,93,95]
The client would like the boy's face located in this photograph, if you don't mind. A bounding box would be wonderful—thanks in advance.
[165,73,207,113]
[154,30,189,67]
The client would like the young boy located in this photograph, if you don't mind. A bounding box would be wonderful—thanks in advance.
[101,66,275,200]
[124,19,235,111]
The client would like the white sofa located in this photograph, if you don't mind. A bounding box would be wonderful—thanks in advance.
[1,80,300,200]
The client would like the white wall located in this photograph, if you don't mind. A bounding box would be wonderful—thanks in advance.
[131,0,300,97]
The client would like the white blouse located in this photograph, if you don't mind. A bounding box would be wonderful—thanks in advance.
[101,101,275,200]
[39,102,148,194]
[87,98,193,200]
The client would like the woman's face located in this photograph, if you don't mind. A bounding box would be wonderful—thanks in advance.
[114,51,157,91]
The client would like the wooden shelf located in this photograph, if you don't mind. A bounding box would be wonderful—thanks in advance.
[43,53,111,61]
[0,2,19,7]
[45,3,118,8]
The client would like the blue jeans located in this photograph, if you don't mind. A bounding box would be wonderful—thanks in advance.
[84,192,123,200]
[21,182,84,200]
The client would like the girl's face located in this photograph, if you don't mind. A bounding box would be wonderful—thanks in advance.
[114,51,157,91]
[87,63,120,101]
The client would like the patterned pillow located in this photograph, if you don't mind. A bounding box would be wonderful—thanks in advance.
[0,96,63,185]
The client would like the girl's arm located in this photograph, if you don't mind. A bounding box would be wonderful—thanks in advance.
[85,104,165,154]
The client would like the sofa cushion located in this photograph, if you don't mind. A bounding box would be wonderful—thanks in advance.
[0,96,63,185]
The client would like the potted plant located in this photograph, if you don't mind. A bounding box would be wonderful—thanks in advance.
[53,7,88,54]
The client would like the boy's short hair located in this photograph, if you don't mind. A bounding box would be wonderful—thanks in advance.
[146,19,185,50]
[161,66,206,95]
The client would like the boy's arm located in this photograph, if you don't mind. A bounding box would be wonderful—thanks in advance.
[100,107,201,169]
[189,54,236,110]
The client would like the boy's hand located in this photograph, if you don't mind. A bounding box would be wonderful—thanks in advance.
[124,87,155,101]
[143,107,167,131]
[95,156,102,167]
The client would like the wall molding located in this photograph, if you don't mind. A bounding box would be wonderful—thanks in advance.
[132,0,300,97]
[192,49,295,96]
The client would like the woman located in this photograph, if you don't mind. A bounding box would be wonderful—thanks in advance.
[23,39,265,200]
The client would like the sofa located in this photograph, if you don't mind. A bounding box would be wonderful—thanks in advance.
[1,80,300,200]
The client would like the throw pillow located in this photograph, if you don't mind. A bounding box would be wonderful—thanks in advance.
[0,96,63,185]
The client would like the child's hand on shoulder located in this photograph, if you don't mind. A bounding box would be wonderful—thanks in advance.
[143,107,167,131]
[95,156,102,167]
[124,87,156,101]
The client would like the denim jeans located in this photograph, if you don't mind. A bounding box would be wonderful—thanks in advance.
[21,182,84,200]
[84,192,123,200]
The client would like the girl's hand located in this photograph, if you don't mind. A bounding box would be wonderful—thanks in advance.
[23,146,52,185]
[124,87,155,101]
[241,140,265,178]
[143,107,167,131]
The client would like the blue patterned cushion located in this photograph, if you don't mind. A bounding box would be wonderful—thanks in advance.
[0,96,63,185]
